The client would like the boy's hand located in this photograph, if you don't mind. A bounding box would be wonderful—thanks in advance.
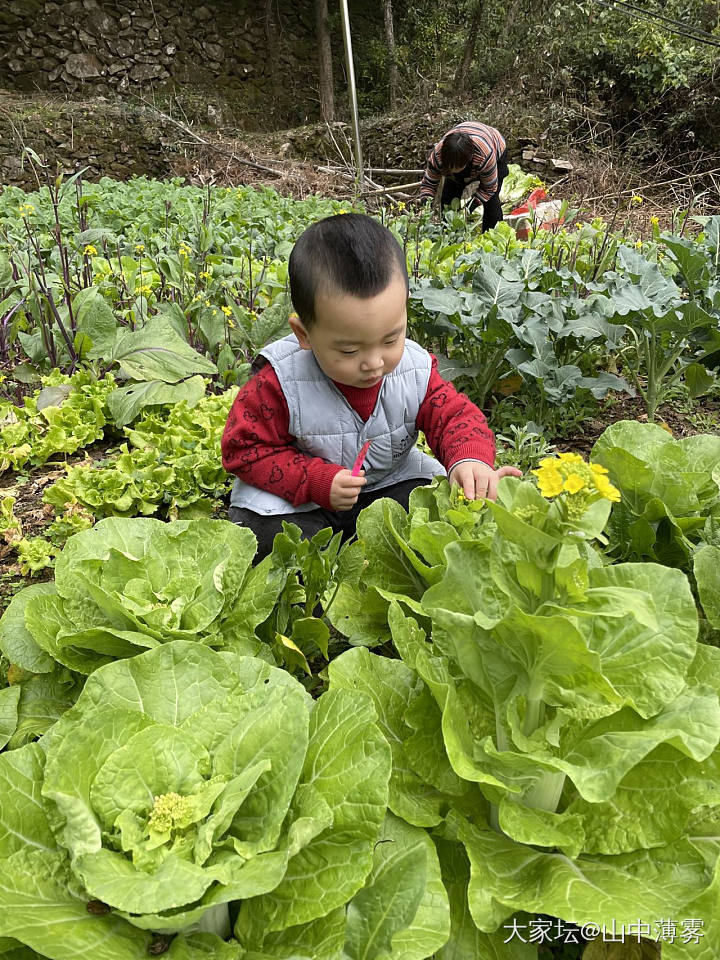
[448,461,522,501]
[330,469,367,511]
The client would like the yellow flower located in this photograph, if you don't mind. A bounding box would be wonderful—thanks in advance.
[533,466,564,498]
[179,244,191,258]
[200,268,213,280]
[538,474,564,498]
[631,195,643,206]
[18,202,36,217]
[221,305,232,317]
[135,243,145,253]
[650,216,659,226]
[533,451,622,506]
[594,476,621,502]
[82,244,98,256]
[634,240,643,250]
[204,299,211,307]
[563,474,586,494]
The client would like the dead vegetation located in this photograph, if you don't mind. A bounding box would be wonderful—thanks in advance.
[155,100,719,231]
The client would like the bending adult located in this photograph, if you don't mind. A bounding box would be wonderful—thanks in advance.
[419,121,508,231]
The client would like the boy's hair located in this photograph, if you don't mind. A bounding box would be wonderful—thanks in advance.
[289,213,408,327]
[441,132,474,171]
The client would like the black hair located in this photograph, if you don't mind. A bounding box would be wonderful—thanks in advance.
[288,213,408,327]
[440,132,474,171]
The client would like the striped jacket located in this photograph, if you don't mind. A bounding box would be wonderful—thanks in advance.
[419,121,506,204]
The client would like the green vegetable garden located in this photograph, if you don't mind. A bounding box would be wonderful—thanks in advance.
[1,168,720,960]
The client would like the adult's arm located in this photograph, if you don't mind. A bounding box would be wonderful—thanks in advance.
[418,140,443,202]
[469,151,500,205]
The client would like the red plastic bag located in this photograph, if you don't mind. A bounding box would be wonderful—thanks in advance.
[510,187,548,216]
[507,188,563,239]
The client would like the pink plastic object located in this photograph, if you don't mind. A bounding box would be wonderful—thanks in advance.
[351,440,372,476]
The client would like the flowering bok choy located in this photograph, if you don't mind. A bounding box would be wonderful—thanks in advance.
[5,517,284,675]
[328,469,720,955]
[0,641,392,956]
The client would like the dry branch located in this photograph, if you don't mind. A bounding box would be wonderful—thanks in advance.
[135,98,286,178]
[320,165,425,175]
[364,180,423,195]
[580,167,720,204]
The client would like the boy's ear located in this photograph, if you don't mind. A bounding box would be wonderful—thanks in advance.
[289,314,312,350]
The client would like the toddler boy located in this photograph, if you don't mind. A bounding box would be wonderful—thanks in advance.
[221,213,520,559]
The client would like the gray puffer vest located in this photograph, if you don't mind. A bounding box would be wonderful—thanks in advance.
[229,334,445,515]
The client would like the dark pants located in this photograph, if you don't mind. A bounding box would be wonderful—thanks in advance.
[440,147,509,232]
[229,477,430,561]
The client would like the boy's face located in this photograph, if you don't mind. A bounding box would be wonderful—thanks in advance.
[289,271,408,389]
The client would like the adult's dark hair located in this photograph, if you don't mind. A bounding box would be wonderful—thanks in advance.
[441,132,474,171]
[288,213,408,327]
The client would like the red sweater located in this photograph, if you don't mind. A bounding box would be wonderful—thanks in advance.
[221,354,495,511]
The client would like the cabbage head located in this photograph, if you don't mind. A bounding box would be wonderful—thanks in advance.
[0,641,391,957]
[15,517,284,674]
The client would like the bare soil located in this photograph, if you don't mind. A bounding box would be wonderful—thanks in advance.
[554,392,720,458]
[0,442,115,608]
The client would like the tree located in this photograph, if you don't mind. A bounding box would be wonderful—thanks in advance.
[315,0,335,122]
[382,0,400,108]
[454,0,485,91]
[264,0,280,107]
[501,0,524,40]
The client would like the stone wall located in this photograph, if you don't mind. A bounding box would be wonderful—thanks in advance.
[0,93,188,188]
[0,0,415,188]
[0,0,320,128]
